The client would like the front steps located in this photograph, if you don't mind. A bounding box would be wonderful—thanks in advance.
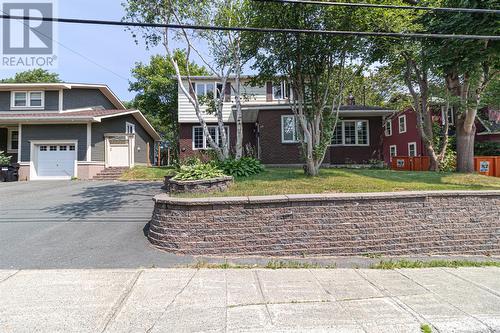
[92,167,129,180]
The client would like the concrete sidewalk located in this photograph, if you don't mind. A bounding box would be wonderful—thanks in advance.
[1,268,499,333]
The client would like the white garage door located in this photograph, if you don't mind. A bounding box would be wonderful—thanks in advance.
[36,144,77,179]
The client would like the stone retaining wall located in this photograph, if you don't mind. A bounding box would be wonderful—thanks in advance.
[149,191,500,256]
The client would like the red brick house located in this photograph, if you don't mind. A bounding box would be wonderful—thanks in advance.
[382,105,500,164]
[178,76,395,165]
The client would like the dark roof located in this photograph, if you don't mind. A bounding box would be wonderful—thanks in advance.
[0,109,131,119]
[477,107,500,134]
[337,105,389,111]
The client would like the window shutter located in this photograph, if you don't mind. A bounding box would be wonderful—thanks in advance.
[189,82,196,98]
[225,82,231,102]
[266,81,273,102]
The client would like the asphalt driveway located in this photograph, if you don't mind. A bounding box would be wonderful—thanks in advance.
[0,181,195,269]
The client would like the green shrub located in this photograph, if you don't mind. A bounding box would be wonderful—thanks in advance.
[0,151,11,165]
[475,141,500,156]
[217,157,264,177]
[439,150,457,172]
[173,162,225,181]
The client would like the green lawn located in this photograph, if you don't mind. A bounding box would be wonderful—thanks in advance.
[120,166,175,181]
[184,168,500,197]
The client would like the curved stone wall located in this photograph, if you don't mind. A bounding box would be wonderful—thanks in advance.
[148,191,500,256]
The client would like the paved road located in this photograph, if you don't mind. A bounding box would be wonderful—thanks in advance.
[0,181,195,269]
[1,267,499,332]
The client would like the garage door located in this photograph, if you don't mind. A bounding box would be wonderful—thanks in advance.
[36,144,77,179]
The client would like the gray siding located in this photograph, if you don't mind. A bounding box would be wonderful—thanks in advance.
[21,124,87,162]
[63,89,116,110]
[91,115,155,164]
[0,90,59,111]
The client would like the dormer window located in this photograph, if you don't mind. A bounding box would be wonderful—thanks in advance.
[11,91,45,109]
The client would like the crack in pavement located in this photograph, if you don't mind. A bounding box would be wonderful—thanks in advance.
[441,267,500,299]
[253,270,274,327]
[396,269,495,333]
[0,270,20,284]
[309,269,368,333]
[100,269,144,333]
[353,269,436,332]
[145,269,198,333]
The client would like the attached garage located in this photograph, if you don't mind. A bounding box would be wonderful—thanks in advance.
[31,141,78,180]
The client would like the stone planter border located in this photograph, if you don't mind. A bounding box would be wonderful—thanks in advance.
[149,190,500,257]
[166,176,233,194]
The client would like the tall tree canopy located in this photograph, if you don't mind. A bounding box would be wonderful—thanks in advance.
[129,50,208,143]
[421,0,499,172]
[1,69,60,83]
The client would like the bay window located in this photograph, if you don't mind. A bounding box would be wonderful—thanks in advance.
[331,120,370,146]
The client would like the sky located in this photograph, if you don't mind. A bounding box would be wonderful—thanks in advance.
[1,0,167,102]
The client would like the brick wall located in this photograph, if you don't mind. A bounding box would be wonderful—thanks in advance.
[179,123,256,161]
[149,191,500,257]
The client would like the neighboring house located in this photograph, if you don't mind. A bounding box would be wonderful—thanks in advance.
[178,76,394,165]
[476,107,500,144]
[383,105,500,164]
[0,83,160,180]
[382,108,428,164]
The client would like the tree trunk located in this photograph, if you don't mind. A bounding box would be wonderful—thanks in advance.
[456,119,476,173]
[304,158,320,176]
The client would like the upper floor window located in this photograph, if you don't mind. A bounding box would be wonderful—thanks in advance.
[331,120,369,146]
[398,115,407,134]
[441,106,454,126]
[385,119,392,136]
[126,122,136,134]
[273,81,291,100]
[195,82,223,100]
[11,91,44,109]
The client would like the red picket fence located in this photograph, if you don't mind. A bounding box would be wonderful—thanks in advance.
[391,156,431,172]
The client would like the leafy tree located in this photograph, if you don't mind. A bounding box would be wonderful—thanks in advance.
[421,0,499,172]
[245,2,365,176]
[129,50,208,145]
[1,69,60,83]
[123,0,249,161]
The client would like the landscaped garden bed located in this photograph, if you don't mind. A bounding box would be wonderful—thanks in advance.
[176,167,500,197]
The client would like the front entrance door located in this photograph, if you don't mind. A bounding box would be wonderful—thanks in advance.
[108,138,130,167]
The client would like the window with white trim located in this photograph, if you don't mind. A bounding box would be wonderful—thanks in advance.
[192,126,229,150]
[49,146,57,151]
[195,82,223,100]
[281,115,300,143]
[390,145,397,160]
[331,120,370,146]
[126,122,136,134]
[441,107,454,125]
[331,122,343,145]
[273,81,291,100]
[385,119,392,136]
[39,145,47,151]
[7,129,18,152]
[408,142,417,157]
[398,115,407,133]
[59,145,67,151]
[11,91,44,108]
